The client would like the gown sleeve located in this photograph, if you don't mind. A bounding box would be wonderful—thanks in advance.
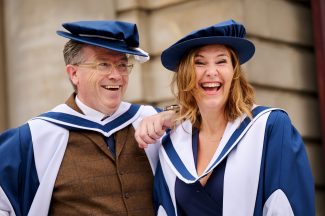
[260,110,315,216]
[0,124,39,216]
[153,161,177,216]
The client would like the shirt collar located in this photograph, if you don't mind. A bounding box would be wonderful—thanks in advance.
[75,95,107,121]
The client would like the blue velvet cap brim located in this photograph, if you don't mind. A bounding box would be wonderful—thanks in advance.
[57,31,148,57]
[161,36,255,72]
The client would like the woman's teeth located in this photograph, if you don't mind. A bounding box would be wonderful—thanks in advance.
[201,83,221,88]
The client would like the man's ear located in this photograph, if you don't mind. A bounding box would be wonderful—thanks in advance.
[66,64,79,86]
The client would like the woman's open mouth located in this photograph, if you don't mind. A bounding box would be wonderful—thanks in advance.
[200,82,222,92]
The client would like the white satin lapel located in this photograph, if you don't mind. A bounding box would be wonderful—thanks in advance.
[169,120,197,180]
[33,102,141,138]
[41,102,132,125]
[160,108,273,183]
[162,119,241,183]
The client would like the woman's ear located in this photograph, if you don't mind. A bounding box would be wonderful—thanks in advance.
[66,64,79,86]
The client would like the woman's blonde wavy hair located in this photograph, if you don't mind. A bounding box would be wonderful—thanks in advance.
[171,45,255,127]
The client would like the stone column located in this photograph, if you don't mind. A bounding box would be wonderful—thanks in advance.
[3,0,116,127]
[0,0,7,131]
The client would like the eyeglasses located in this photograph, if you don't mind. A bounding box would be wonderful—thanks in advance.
[75,61,133,76]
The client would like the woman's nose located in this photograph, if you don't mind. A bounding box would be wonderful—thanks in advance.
[205,65,218,76]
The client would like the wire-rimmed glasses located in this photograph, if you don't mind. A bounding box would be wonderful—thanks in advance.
[75,61,133,76]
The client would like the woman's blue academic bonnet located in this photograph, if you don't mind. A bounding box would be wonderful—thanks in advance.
[161,19,255,71]
[57,20,149,62]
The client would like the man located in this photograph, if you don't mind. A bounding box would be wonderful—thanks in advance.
[0,20,169,215]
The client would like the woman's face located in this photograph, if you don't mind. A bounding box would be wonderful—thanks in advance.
[193,44,234,113]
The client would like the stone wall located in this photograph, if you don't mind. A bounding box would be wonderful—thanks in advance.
[2,0,116,127]
[0,0,7,131]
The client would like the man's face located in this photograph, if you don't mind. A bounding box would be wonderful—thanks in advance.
[67,46,130,115]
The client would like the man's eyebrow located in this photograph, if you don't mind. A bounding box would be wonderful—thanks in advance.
[95,55,128,62]
[120,56,128,61]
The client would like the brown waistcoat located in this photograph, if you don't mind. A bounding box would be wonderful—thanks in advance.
[48,95,154,216]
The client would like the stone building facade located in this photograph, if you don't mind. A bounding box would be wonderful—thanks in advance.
[0,0,324,214]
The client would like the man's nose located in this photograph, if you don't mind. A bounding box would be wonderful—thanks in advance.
[108,66,122,78]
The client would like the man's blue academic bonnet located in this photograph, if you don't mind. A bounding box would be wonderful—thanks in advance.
[57,20,149,62]
[161,19,255,71]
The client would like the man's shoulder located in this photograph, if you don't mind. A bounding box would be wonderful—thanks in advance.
[0,123,30,141]
[137,104,160,116]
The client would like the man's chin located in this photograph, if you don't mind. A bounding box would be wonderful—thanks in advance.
[105,102,121,112]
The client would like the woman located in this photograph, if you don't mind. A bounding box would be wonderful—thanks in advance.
[136,20,315,216]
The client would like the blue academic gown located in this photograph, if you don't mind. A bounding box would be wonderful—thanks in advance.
[153,106,315,216]
[0,102,160,216]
